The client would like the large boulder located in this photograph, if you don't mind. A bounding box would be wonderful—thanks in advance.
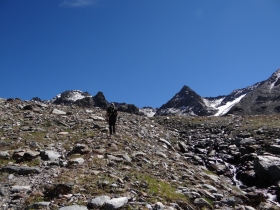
[254,155,280,185]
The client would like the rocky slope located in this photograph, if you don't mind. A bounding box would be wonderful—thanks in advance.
[1,98,280,210]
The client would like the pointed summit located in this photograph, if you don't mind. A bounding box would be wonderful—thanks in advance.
[179,85,192,92]
[93,92,108,109]
[177,85,198,98]
[155,85,212,116]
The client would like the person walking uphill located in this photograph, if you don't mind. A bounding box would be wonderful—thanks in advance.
[106,103,118,136]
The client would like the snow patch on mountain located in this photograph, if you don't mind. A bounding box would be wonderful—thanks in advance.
[66,90,90,101]
[50,90,91,103]
[139,107,157,117]
[202,94,247,116]
[269,69,280,91]
[202,97,225,109]
[214,94,246,116]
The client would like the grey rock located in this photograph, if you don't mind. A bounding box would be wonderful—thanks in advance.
[153,202,166,210]
[239,138,256,146]
[107,155,123,162]
[59,205,88,210]
[269,145,280,154]
[255,155,280,185]
[87,195,111,209]
[221,197,236,207]
[202,184,217,193]
[103,197,129,210]
[12,149,40,162]
[122,154,132,162]
[193,198,212,208]
[25,201,51,210]
[0,151,10,159]
[159,138,172,148]
[69,157,84,165]
[52,108,66,115]
[41,150,61,161]
[90,115,105,121]
[0,166,41,175]
[0,186,8,196]
[11,185,31,192]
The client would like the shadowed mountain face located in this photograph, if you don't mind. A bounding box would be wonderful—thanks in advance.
[228,69,280,115]
[155,69,280,117]
[155,86,214,116]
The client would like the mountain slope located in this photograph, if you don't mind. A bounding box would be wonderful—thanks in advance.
[228,69,280,115]
[155,79,263,117]
[155,85,215,116]
[203,82,262,116]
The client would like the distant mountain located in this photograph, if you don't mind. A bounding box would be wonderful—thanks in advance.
[228,69,280,115]
[51,90,108,109]
[155,86,214,116]
[155,82,262,117]
[203,82,262,116]
[15,68,280,117]
[51,90,92,105]
[139,107,157,117]
[50,90,139,114]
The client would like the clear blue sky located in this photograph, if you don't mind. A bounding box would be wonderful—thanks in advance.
[1,0,280,108]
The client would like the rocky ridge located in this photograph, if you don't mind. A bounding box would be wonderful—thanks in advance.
[48,90,139,115]
[155,83,262,117]
[228,69,280,115]
[0,98,280,209]
[155,69,280,117]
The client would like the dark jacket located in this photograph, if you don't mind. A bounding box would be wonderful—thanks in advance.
[107,106,118,122]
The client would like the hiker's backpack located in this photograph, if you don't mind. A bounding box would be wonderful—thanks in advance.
[107,107,117,117]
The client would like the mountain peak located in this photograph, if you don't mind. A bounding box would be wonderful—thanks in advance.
[51,90,91,105]
[180,85,192,92]
[155,85,211,116]
[272,68,280,77]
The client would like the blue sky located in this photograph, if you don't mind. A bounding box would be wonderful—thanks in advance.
[1,0,280,108]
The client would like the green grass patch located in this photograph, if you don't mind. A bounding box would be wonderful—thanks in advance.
[137,173,189,203]
[24,157,41,167]
[24,192,45,206]
[203,197,213,206]
[0,158,15,167]
[202,169,216,176]
[53,158,114,195]
[22,131,48,144]
[0,138,25,150]
[0,172,9,182]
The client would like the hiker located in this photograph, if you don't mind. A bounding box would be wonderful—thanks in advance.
[106,103,118,136]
